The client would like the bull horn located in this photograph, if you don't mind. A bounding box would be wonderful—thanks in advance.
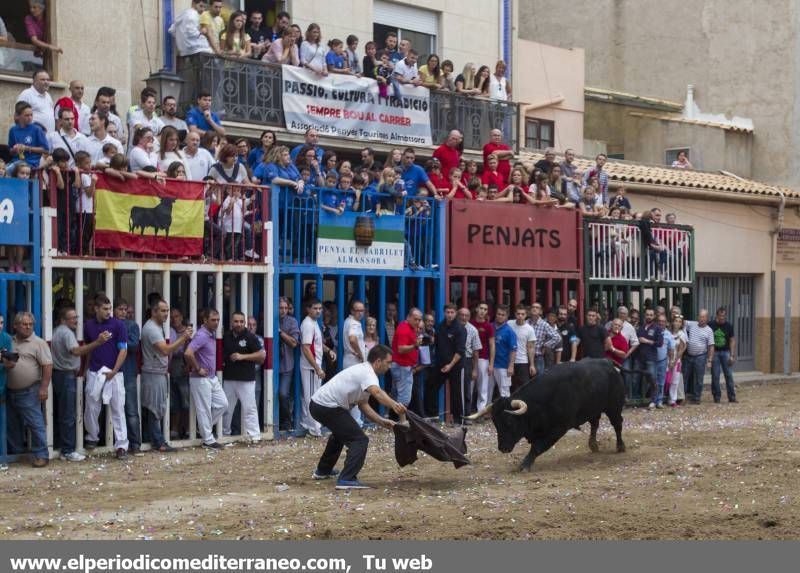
[504,399,528,416]
[465,403,493,420]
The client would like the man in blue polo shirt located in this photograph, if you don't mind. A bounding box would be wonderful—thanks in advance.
[8,101,49,168]
[83,295,130,460]
[491,304,517,400]
[400,147,436,197]
[186,91,225,137]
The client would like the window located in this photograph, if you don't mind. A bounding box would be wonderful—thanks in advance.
[665,147,690,166]
[0,1,50,76]
[524,118,554,150]
[373,1,438,64]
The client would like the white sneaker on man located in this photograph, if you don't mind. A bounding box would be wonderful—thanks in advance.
[60,451,86,462]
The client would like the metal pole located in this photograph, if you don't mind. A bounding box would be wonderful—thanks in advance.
[785,278,792,375]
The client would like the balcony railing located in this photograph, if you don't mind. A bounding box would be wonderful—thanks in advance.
[585,219,694,284]
[274,186,441,272]
[42,169,271,265]
[178,53,520,152]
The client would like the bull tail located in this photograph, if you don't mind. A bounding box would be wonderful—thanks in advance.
[615,366,654,390]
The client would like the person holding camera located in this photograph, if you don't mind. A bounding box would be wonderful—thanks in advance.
[390,308,423,410]
[3,312,52,468]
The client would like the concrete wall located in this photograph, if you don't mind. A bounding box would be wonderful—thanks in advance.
[627,189,800,373]
[515,39,584,153]
[520,0,800,188]
[289,0,501,79]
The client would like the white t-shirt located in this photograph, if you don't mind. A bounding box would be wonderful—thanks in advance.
[511,321,536,364]
[221,194,251,233]
[158,150,190,175]
[300,41,326,71]
[128,146,158,172]
[86,133,123,165]
[184,147,214,181]
[394,58,418,81]
[18,86,55,133]
[489,75,508,101]
[312,362,378,410]
[78,173,94,214]
[342,315,366,368]
[47,129,90,168]
[128,110,165,149]
[300,316,323,370]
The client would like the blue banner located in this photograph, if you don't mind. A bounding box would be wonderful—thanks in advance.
[0,178,31,246]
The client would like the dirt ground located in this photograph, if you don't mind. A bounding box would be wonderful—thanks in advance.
[1,381,799,540]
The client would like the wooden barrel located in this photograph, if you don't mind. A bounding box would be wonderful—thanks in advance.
[354,215,375,247]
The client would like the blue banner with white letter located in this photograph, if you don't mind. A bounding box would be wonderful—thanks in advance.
[0,178,30,245]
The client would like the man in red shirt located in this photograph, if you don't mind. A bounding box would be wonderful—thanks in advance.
[390,307,423,407]
[482,128,514,183]
[432,129,463,179]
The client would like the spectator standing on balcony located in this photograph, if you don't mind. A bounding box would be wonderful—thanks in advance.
[221,312,265,442]
[483,129,514,184]
[362,41,378,80]
[419,54,444,89]
[183,131,214,181]
[579,186,605,217]
[345,35,361,75]
[709,307,737,403]
[160,96,188,141]
[400,148,437,197]
[640,211,667,281]
[290,128,324,163]
[433,129,463,182]
[47,107,90,169]
[490,61,511,100]
[25,0,62,60]
[271,11,291,43]
[609,185,632,212]
[300,23,327,76]
[374,50,393,98]
[393,49,423,89]
[263,27,299,66]
[140,299,191,453]
[575,309,609,360]
[171,0,213,57]
[671,150,693,169]
[17,69,55,134]
[278,297,300,431]
[441,60,456,91]
[199,0,225,54]
[54,80,91,135]
[3,312,52,468]
[83,295,129,459]
[582,153,610,204]
[114,298,142,455]
[324,39,353,75]
[184,308,229,449]
[220,10,253,58]
[560,149,582,204]
[455,63,480,95]
[300,298,329,438]
[93,88,125,144]
[475,66,491,96]
[533,148,557,176]
[187,91,226,137]
[246,10,269,59]
[383,32,400,63]
[8,101,49,169]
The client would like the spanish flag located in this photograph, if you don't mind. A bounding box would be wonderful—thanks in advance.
[94,174,205,255]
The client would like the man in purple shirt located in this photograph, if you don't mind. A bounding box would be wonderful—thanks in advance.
[83,295,129,459]
[184,307,229,449]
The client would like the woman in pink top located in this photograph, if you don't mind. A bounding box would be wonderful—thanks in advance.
[262,28,299,66]
[26,0,62,57]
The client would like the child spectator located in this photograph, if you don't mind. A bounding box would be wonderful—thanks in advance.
[441,168,470,200]
[104,153,138,182]
[441,60,456,91]
[320,188,346,216]
[579,186,605,217]
[47,148,77,255]
[525,172,558,206]
[502,167,529,198]
[425,159,449,194]
[375,50,393,98]
[220,185,252,260]
[0,159,7,178]
[323,171,338,189]
[337,173,358,211]
[609,186,632,211]
[8,101,49,169]
[481,154,505,191]
[326,39,353,75]
[376,167,403,215]
[96,143,118,168]
[467,177,483,200]
[362,42,378,80]
[461,160,479,187]
[75,151,96,255]
[166,161,187,179]
[345,35,361,75]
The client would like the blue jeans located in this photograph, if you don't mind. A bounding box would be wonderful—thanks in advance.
[534,355,545,379]
[622,356,639,400]
[52,370,78,455]
[278,370,294,430]
[122,368,141,450]
[6,385,48,460]
[683,353,708,402]
[711,350,736,402]
[390,364,414,406]
[651,358,668,406]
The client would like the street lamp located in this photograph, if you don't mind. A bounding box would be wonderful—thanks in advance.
[145,69,185,105]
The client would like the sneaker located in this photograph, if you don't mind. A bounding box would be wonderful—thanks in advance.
[312,468,341,480]
[202,441,224,450]
[84,440,98,450]
[31,457,49,468]
[60,451,86,462]
[648,402,655,409]
[655,403,663,409]
[115,448,128,460]
[335,479,371,490]
[729,398,738,403]
[158,444,178,453]
[244,249,258,259]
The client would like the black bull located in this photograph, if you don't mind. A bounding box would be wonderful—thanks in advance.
[468,358,626,472]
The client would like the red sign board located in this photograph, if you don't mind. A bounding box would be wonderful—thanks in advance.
[448,201,580,272]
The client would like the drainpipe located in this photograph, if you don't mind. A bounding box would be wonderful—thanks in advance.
[769,188,786,373]
[163,0,174,71]
[502,0,512,74]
